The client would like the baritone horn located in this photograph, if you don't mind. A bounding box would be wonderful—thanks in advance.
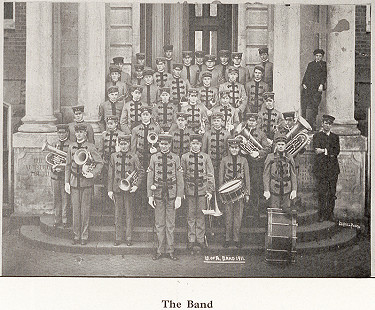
[147,131,158,154]
[42,141,67,170]
[285,115,312,157]
[119,170,138,191]
[235,124,263,154]
[73,149,95,178]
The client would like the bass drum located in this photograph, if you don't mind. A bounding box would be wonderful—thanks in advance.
[218,179,244,204]
[265,208,297,263]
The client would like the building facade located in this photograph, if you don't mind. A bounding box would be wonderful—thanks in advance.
[4,3,369,221]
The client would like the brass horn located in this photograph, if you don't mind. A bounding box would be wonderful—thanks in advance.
[42,141,67,168]
[147,131,158,154]
[73,149,89,166]
[119,170,138,191]
[285,115,312,157]
[235,124,263,155]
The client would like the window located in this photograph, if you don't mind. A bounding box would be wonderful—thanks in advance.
[4,2,15,30]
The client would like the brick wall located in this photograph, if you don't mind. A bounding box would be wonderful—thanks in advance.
[4,2,26,131]
[355,5,371,136]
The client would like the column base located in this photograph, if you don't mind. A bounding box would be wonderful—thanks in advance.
[18,116,57,133]
[332,120,361,136]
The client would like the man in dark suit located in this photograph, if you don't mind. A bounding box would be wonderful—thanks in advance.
[301,48,327,131]
[312,114,340,222]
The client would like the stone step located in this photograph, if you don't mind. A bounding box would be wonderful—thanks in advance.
[20,225,358,256]
[89,208,320,227]
[40,214,338,243]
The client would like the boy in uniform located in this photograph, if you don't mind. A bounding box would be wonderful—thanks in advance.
[169,112,193,158]
[231,52,250,85]
[152,87,176,132]
[106,65,128,101]
[99,86,127,132]
[245,65,269,113]
[215,50,231,82]
[108,133,144,246]
[135,52,146,66]
[51,124,71,229]
[257,92,284,143]
[163,44,174,74]
[65,124,103,245]
[211,89,240,133]
[112,57,132,86]
[140,67,159,107]
[154,57,173,89]
[132,64,144,86]
[181,134,215,252]
[257,47,273,90]
[181,51,199,87]
[219,138,250,248]
[68,105,95,143]
[147,133,183,260]
[194,50,206,73]
[199,54,225,87]
[120,85,146,132]
[198,71,219,110]
[166,63,190,111]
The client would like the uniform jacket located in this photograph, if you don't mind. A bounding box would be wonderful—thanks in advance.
[68,121,95,144]
[165,76,190,107]
[132,77,144,86]
[181,151,215,196]
[152,100,177,132]
[312,130,340,177]
[198,85,219,110]
[257,107,284,140]
[245,79,269,113]
[120,69,132,85]
[108,150,144,193]
[131,121,161,162]
[263,151,297,196]
[65,141,103,188]
[210,104,240,131]
[218,82,248,113]
[199,67,225,88]
[165,58,175,74]
[257,61,273,90]
[202,127,230,169]
[231,65,250,85]
[239,126,271,166]
[302,60,327,92]
[120,100,146,132]
[105,81,129,101]
[147,151,184,200]
[153,71,173,88]
[180,102,209,133]
[98,100,125,132]
[168,125,193,158]
[219,155,251,195]
[215,63,230,82]
[99,129,124,165]
[181,65,200,87]
[140,82,159,107]
[50,138,71,181]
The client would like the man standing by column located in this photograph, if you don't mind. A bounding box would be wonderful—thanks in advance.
[257,47,273,90]
[301,49,327,131]
[181,134,215,253]
[147,134,184,260]
[312,114,340,222]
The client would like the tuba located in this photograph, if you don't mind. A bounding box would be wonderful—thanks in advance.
[73,149,95,178]
[235,124,263,155]
[119,170,138,191]
[285,115,312,157]
[147,131,158,154]
[42,142,67,170]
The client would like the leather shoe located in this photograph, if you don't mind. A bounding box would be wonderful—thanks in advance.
[114,240,121,246]
[81,240,88,245]
[126,241,132,246]
[223,241,230,248]
[167,253,178,261]
[152,253,163,260]
[72,239,80,245]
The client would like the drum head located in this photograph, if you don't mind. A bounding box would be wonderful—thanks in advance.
[219,179,242,193]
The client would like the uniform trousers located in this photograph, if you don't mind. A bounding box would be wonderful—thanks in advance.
[155,197,176,254]
[270,193,292,214]
[114,192,134,242]
[248,163,264,213]
[71,187,93,241]
[225,199,244,242]
[301,90,322,129]
[52,179,69,224]
[316,174,338,220]
[186,196,206,243]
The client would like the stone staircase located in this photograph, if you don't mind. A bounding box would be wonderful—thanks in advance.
[19,203,358,256]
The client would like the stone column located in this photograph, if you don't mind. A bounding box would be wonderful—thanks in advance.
[78,2,106,133]
[152,4,164,63]
[18,2,57,132]
[170,4,184,63]
[273,4,301,113]
[326,5,360,136]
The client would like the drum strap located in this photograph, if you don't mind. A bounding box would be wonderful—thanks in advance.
[277,158,284,196]
[232,155,238,179]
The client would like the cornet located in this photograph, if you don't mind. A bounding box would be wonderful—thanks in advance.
[119,170,138,191]
[147,131,158,154]
[42,141,67,171]
[73,149,95,178]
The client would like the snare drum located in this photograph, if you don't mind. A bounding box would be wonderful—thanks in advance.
[218,179,244,204]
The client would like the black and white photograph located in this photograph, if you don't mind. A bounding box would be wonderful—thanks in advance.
[2,0,371,288]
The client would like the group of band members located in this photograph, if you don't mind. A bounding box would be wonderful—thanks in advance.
[50,45,339,260]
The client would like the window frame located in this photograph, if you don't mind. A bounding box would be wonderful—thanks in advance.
[4,2,15,30]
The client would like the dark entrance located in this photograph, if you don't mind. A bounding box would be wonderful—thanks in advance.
[189,4,237,56]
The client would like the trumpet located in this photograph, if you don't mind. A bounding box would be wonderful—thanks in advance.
[119,170,138,191]
[147,131,158,154]
[285,115,312,157]
[73,149,95,178]
[42,141,67,171]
